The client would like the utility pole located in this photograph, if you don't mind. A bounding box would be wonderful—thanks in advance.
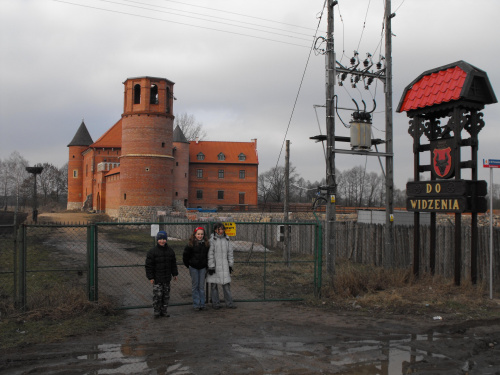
[325,0,337,275]
[384,0,395,267]
[312,0,394,274]
[284,140,291,266]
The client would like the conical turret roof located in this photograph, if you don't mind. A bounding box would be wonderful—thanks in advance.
[173,125,189,143]
[67,121,93,147]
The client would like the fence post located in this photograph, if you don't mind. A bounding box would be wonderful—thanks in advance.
[315,222,323,297]
[15,224,26,310]
[87,224,98,302]
[264,223,267,300]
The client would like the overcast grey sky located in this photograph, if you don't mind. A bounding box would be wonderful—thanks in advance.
[1,0,499,190]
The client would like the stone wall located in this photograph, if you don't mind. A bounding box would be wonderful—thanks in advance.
[118,205,172,222]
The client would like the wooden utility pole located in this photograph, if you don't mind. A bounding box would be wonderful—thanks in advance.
[284,140,291,266]
[325,0,336,275]
[384,0,395,267]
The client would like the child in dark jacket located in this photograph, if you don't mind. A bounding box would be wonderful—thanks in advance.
[145,230,178,318]
[183,227,209,311]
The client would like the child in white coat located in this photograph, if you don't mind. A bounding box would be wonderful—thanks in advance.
[206,222,236,309]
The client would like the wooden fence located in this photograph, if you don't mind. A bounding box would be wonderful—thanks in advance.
[332,222,500,284]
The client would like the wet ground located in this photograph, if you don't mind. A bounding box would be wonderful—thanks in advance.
[2,302,500,375]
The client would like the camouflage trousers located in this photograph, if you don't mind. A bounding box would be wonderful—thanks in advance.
[152,282,171,315]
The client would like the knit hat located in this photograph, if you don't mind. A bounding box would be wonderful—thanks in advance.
[156,231,168,241]
[194,226,205,234]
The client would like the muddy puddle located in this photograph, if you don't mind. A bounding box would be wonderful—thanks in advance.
[2,303,499,374]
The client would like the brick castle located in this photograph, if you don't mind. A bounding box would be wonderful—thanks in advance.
[67,76,258,220]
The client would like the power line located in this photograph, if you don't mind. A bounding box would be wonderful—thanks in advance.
[99,0,315,41]
[53,0,312,48]
[356,0,372,51]
[273,0,327,168]
[157,0,319,31]
[121,0,317,37]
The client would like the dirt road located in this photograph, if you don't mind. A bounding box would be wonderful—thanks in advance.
[2,302,500,375]
[3,212,498,374]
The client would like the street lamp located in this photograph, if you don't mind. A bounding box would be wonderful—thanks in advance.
[25,166,43,223]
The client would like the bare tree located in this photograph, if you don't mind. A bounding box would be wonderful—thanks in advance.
[5,151,29,210]
[0,158,7,210]
[38,163,59,204]
[258,164,298,203]
[291,177,308,203]
[174,112,207,141]
[364,171,384,207]
[56,163,68,202]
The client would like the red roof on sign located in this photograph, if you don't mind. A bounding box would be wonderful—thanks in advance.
[397,61,497,113]
[398,67,466,112]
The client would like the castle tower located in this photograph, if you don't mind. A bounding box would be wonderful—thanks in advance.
[172,125,190,209]
[119,77,175,220]
[67,121,93,210]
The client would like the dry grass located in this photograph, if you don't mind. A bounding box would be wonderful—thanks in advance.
[0,286,120,349]
[315,259,500,321]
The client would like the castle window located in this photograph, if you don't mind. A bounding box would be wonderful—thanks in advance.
[218,169,224,179]
[86,164,88,177]
[218,190,224,200]
[197,169,203,178]
[124,193,127,200]
[238,153,246,161]
[73,170,78,178]
[146,167,150,172]
[134,84,141,104]
[175,192,178,196]
[196,190,203,199]
[197,153,205,160]
[218,153,225,161]
[176,162,179,166]
[239,170,245,179]
[162,142,165,148]
[150,84,159,104]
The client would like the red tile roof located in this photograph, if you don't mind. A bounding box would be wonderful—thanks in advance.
[189,140,258,164]
[106,166,120,176]
[91,119,122,149]
[397,61,497,113]
[398,66,466,112]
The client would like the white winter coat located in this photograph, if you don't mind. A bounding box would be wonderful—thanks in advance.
[206,233,234,285]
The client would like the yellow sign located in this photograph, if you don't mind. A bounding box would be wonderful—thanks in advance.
[223,222,236,236]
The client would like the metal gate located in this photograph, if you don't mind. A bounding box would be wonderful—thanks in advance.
[15,221,322,310]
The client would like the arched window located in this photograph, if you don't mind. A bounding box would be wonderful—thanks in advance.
[134,84,141,104]
[150,84,159,104]
[218,153,225,161]
[238,153,246,161]
[197,152,205,160]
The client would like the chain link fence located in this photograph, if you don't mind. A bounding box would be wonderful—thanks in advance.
[0,225,16,313]
[10,221,322,311]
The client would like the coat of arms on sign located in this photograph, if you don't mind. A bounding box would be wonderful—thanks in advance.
[431,138,455,179]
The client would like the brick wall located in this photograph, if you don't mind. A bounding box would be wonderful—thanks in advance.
[172,141,189,206]
[105,173,120,216]
[189,164,258,207]
[67,145,86,208]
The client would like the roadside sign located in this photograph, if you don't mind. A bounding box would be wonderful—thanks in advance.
[223,222,236,236]
[483,159,500,168]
